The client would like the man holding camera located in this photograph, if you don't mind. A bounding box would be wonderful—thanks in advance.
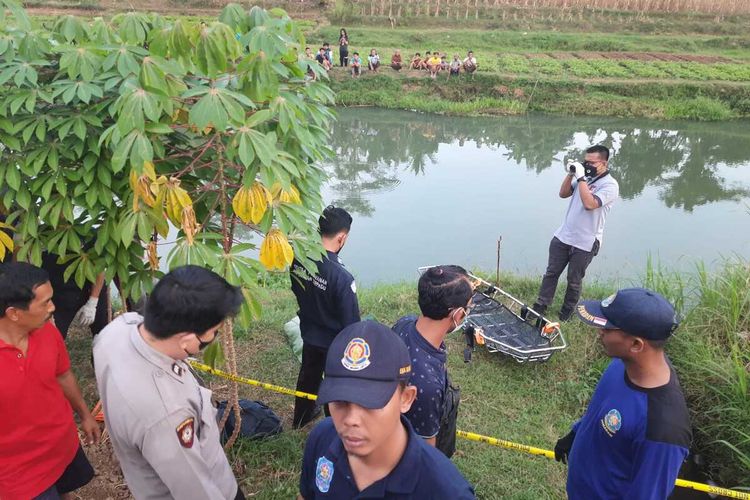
[531,145,619,321]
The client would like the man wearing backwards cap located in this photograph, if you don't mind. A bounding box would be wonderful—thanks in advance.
[298,320,476,499]
[554,288,692,499]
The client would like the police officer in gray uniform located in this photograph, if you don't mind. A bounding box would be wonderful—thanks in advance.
[93,265,245,499]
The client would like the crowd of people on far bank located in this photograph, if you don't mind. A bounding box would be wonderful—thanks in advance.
[305,28,479,79]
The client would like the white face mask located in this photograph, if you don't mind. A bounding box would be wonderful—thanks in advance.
[450,307,467,333]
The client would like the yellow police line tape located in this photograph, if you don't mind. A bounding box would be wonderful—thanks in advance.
[189,360,750,500]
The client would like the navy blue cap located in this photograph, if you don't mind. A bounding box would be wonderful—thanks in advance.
[576,288,679,340]
[317,320,412,409]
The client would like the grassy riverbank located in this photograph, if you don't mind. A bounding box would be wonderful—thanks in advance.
[307,24,750,120]
[66,259,750,497]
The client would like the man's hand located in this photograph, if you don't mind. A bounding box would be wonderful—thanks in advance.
[73,297,98,327]
[554,430,576,464]
[567,161,585,181]
[80,414,101,445]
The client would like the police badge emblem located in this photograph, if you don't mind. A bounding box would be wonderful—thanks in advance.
[176,417,195,448]
[341,337,371,371]
[315,456,334,493]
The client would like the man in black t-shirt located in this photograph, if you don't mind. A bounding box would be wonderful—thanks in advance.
[290,205,360,428]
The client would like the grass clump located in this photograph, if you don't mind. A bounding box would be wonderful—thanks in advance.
[646,259,750,487]
[665,96,734,120]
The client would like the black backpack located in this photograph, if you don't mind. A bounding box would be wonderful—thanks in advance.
[435,374,460,458]
[216,399,283,443]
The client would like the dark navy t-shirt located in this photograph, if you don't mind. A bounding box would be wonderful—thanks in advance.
[290,251,360,349]
[567,358,692,500]
[392,316,447,439]
[299,416,475,499]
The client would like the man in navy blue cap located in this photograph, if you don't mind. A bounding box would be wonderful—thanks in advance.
[555,288,692,499]
[298,320,476,499]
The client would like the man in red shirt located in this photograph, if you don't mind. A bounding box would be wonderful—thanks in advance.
[0,262,100,499]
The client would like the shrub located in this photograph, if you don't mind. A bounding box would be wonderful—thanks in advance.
[665,97,733,120]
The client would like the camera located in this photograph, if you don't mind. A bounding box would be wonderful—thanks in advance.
[566,159,597,178]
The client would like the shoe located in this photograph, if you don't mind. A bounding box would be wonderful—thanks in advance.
[530,303,547,317]
[558,308,573,322]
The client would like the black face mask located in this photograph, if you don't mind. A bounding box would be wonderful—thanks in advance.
[195,331,219,352]
[583,161,598,178]
[197,338,215,351]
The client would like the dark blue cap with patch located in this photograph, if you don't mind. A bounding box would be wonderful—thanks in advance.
[317,320,412,409]
[576,287,679,340]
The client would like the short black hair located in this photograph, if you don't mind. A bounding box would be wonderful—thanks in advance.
[586,144,610,161]
[646,338,667,349]
[353,51,359,55]
[324,42,330,46]
[418,265,473,320]
[0,262,50,317]
[319,205,352,237]
[144,265,243,339]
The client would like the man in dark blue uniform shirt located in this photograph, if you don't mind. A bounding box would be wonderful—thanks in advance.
[291,205,360,428]
[392,265,472,456]
[298,320,476,500]
[555,288,692,499]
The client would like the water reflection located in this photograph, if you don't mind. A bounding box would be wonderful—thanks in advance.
[325,109,750,215]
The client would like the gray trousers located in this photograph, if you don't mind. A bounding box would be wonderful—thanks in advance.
[536,236,599,314]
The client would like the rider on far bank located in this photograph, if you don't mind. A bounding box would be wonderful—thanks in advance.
[531,145,620,321]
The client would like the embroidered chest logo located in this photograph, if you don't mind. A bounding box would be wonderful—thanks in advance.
[315,456,334,492]
[176,417,195,448]
[601,409,622,437]
[341,337,371,371]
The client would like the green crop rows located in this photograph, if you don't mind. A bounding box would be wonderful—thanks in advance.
[492,54,750,82]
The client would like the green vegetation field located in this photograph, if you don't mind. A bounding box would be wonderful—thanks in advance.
[305,24,750,120]
[67,259,750,498]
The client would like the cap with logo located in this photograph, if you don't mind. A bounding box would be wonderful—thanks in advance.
[576,287,679,340]
[317,320,412,409]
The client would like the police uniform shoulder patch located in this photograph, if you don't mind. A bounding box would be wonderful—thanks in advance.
[341,337,370,371]
[176,417,195,448]
[171,363,183,377]
[315,456,334,493]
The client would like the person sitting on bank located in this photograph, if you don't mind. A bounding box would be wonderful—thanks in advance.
[323,42,334,67]
[391,49,403,71]
[350,52,362,77]
[449,54,462,76]
[392,265,473,457]
[0,262,100,500]
[440,54,449,71]
[298,320,476,499]
[304,47,316,80]
[367,48,380,72]
[463,50,477,75]
[427,51,442,79]
[555,288,691,499]
[409,52,422,70]
[290,205,360,429]
[316,47,332,71]
[420,51,432,70]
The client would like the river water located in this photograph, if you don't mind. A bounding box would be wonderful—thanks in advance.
[320,108,750,286]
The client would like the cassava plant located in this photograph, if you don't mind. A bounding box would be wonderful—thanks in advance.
[0,1,334,446]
